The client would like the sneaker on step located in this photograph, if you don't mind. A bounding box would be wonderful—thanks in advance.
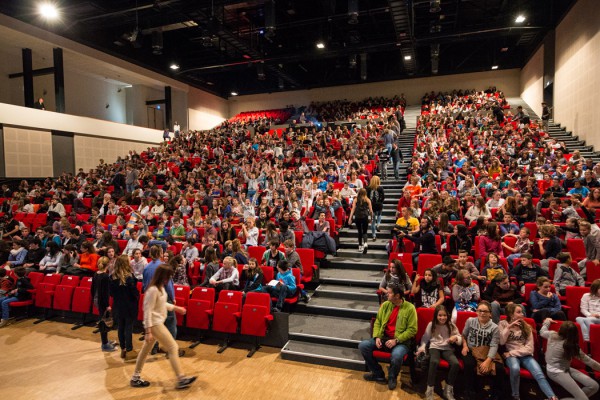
[176,376,197,390]
[358,245,364,253]
[130,377,150,388]
[363,243,368,254]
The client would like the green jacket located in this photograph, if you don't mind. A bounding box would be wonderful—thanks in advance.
[372,300,417,345]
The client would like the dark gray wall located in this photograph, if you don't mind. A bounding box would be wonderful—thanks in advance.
[51,131,75,176]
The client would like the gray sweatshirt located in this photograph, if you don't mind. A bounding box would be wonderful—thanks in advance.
[540,321,600,373]
[462,317,500,358]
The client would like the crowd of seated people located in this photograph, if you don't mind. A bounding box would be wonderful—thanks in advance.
[0,95,410,324]
[306,95,407,122]
[362,89,600,398]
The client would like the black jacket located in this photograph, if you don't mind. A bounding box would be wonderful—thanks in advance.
[109,275,139,320]
[405,229,437,254]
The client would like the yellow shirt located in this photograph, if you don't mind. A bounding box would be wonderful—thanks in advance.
[395,217,419,231]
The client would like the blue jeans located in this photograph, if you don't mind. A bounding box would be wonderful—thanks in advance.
[506,253,521,270]
[506,355,556,398]
[266,284,295,309]
[1,296,19,319]
[371,210,382,237]
[165,309,177,338]
[358,338,409,379]
[576,316,600,341]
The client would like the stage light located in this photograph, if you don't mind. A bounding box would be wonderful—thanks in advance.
[39,3,59,19]
[491,65,499,70]
[404,55,412,61]
[170,64,180,70]
[316,42,325,49]
[231,91,238,96]
[515,15,526,23]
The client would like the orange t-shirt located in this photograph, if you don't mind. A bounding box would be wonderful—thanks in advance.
[80,253,99,271]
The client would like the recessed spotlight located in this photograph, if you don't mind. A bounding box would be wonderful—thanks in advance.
[170,63,180,70]
[404,55,412,61]
[230,91,238,96]
[515,15,526,23]
[39,3,59,19]
[316,42,325,49]
[491,65,499,70]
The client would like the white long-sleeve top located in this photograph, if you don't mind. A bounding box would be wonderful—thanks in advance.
[143,286,175,329]
[579,293,600,317]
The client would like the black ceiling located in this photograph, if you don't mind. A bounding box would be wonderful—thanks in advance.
[0,0,576,98]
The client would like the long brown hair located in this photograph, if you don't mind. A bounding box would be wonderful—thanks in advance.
[505,303,531,339]
[558,321,580,360]
[112,255,133,285]
[148,263,174,291]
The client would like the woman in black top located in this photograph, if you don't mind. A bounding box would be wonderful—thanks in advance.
[109,255,139,360]
[347,188,373,254]
[366,176,385,240]
[92,256,114,352]
[447,224,473,256]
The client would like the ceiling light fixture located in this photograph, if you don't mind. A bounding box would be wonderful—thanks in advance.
[39,3,59,19]
[170,63,180,70]
[316,42,325,49]
[491,65,499,70]
[230,91,238,96]
[515,15,526,23]
[404,55,412,61]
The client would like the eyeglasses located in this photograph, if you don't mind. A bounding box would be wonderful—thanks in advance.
[476,310,491,314]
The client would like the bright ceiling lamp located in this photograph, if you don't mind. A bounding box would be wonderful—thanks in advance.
[39,3,59,19]
[515,15,526,23]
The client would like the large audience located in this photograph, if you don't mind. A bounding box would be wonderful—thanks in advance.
[1,88,600,399]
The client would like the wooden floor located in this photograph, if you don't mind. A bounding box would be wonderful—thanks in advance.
[0,318,425,400]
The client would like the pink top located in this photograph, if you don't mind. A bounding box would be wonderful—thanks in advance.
[498,320,534,358]
[479,236,504,260]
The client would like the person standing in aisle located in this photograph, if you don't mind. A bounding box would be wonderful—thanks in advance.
[367,176,385,240]
[348,188,373,254]
[390,143,404,180]
[541,102,551,132]
[130,264,196,390]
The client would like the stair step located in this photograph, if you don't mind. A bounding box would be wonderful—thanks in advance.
[315,283,379,301]
[338,237,389,250]
[335,248,388,259]
[295,296,379,319]
[288,314,372,347]
[327,256,387,270]
[319,267,383,286]
[281,340,365,371]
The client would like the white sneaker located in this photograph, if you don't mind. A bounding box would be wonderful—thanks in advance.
[363,243,368,254]
[358,245,364,252]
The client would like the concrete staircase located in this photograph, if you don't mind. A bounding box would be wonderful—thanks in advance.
[280,106,419,370]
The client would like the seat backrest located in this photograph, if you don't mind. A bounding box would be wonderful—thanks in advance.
[565,286,590,321]
[261,266,274,283]
[43,273,62,285]
[79,277,93,288]
[217,290,243,309]
[456,312,477,333]
[248,246,267,262]
[244,292,272,309]
[417,254,442,276]
[566,239,586,260]
[502,235,517,249]
[60,275,80,287]
[389,253,413,276]
[589,325,600,362]
[71,287,92,313]
[174,285,191,305]
[53,285,76,311]
[191,287,215,304]
[296,248,315,267]
[27,272,45,288]
[416,307,435,344]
